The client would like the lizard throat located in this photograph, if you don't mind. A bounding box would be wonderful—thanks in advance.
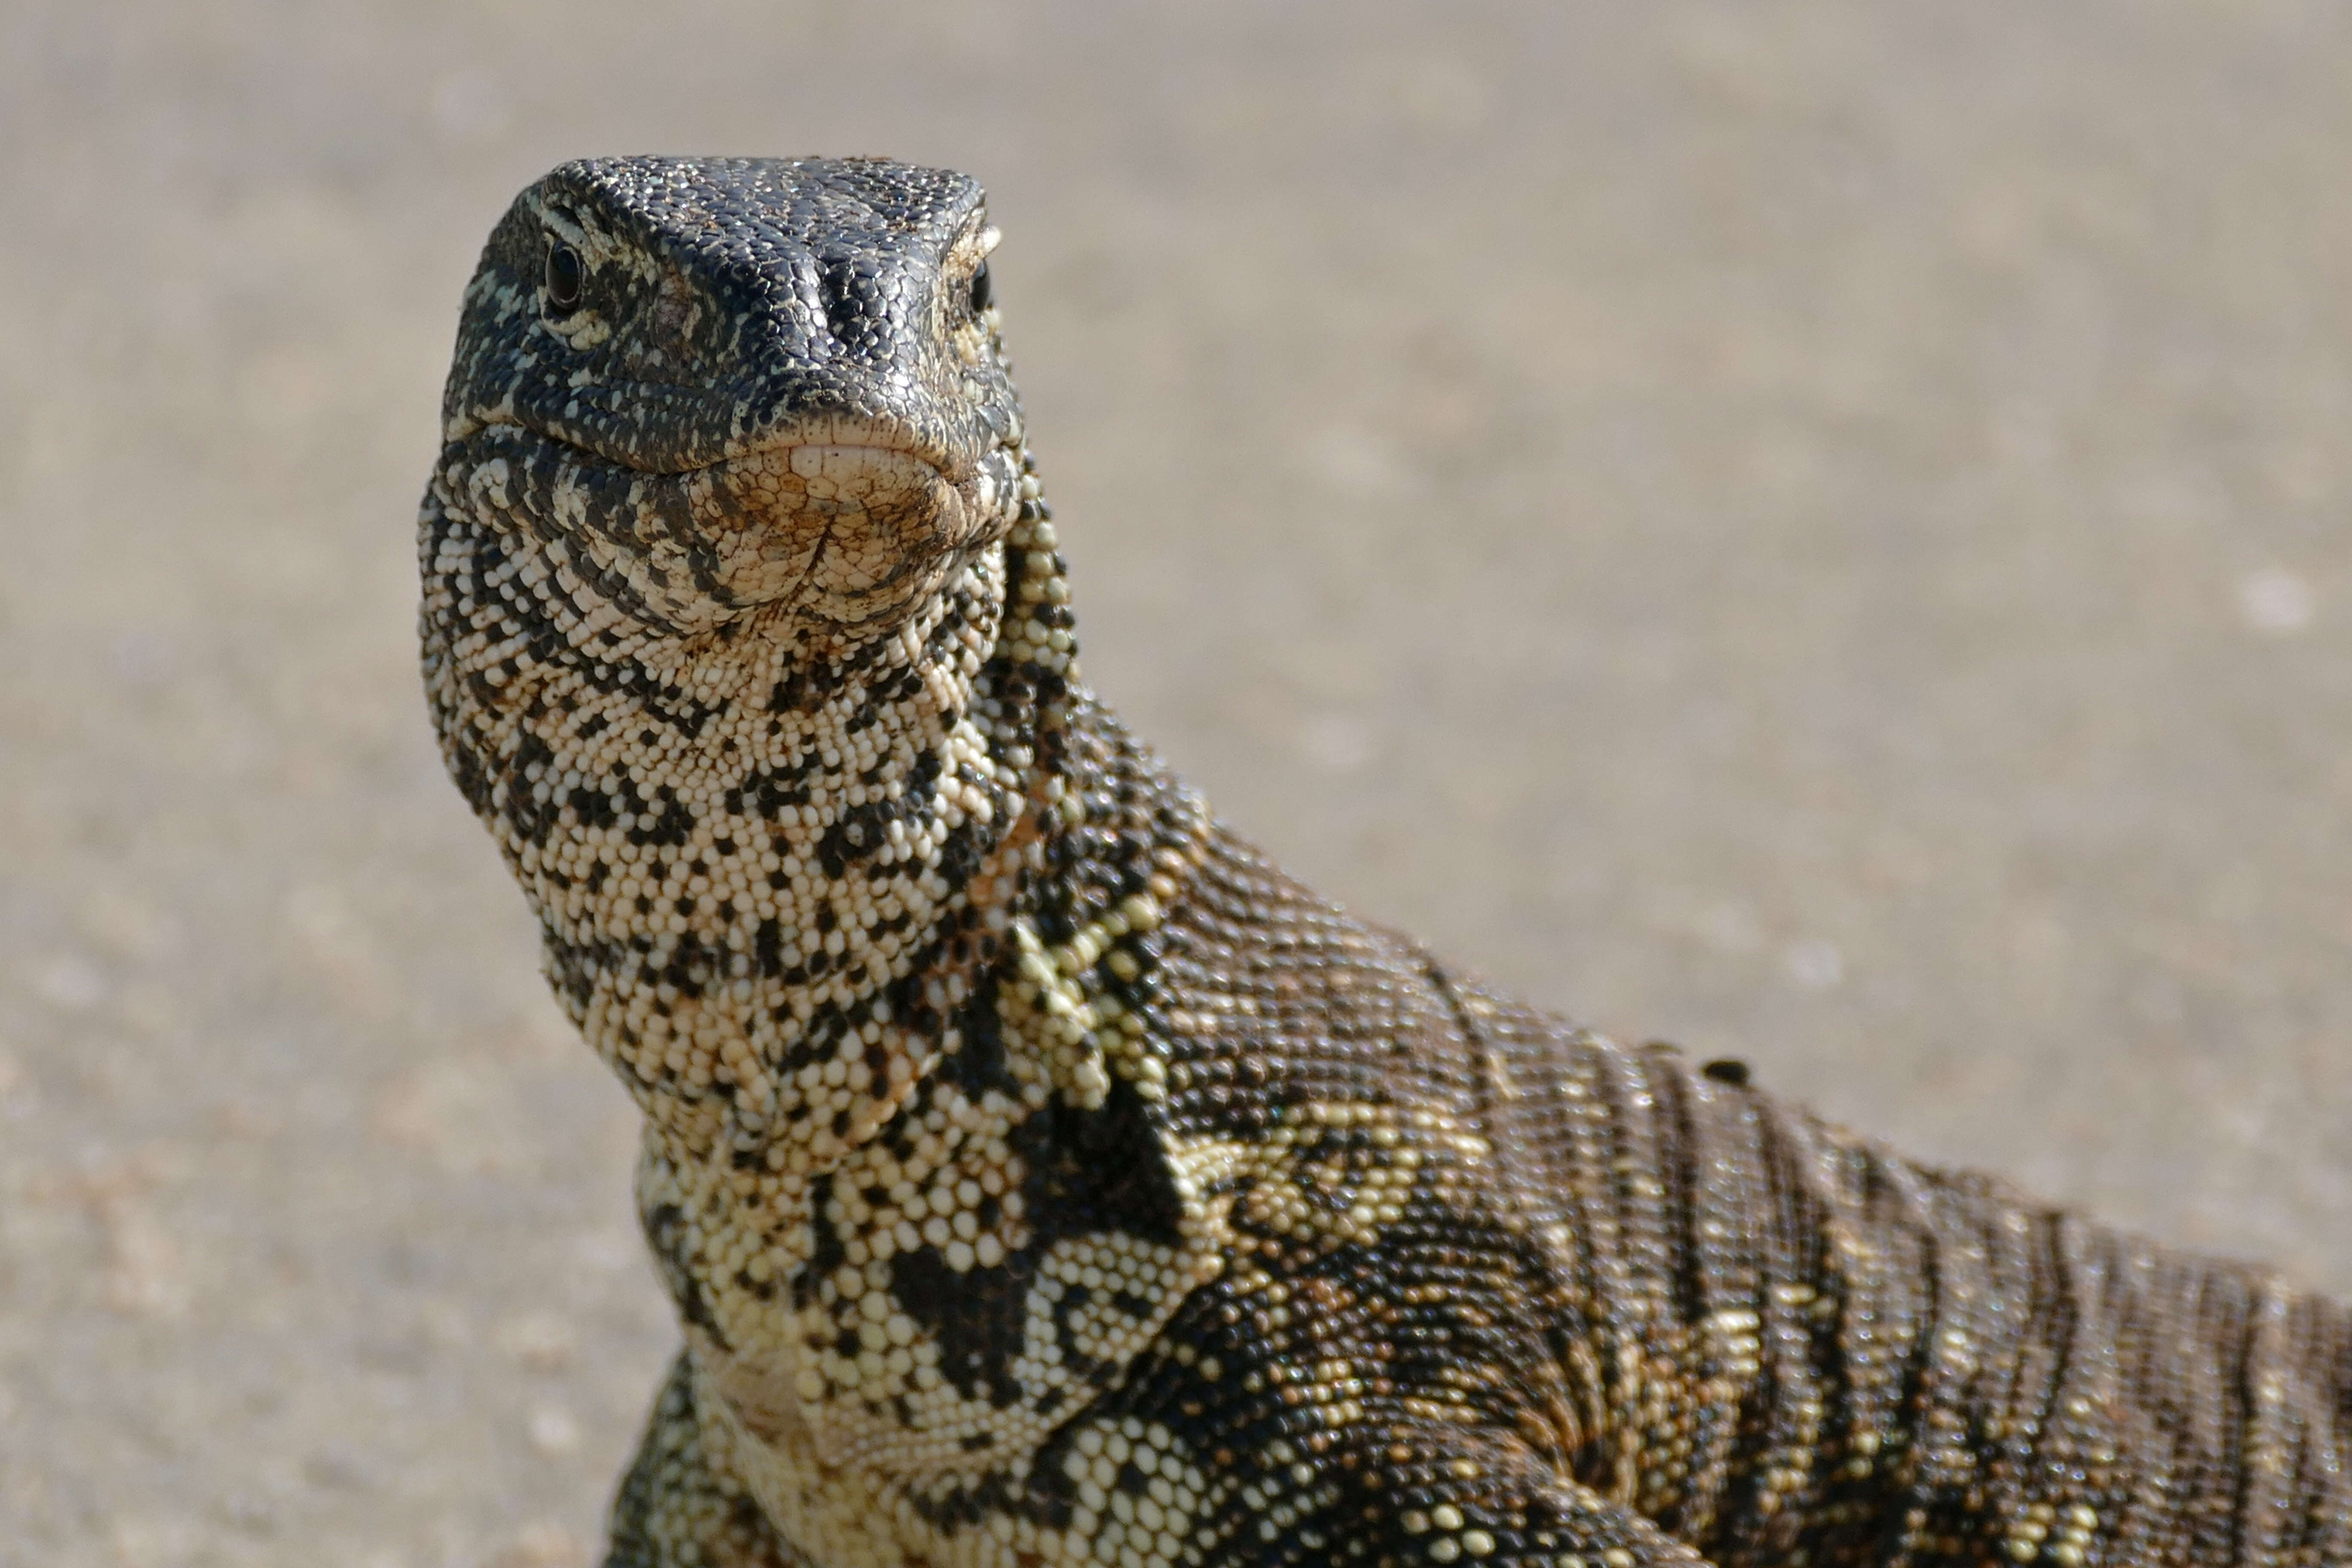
[421,447,1082,1176]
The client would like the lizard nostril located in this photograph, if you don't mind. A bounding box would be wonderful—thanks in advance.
[819,254,888,352]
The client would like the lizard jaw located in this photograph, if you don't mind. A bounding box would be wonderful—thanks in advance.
[689,437,1022,635]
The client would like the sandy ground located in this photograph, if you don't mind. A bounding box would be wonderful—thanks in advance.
[2,2,2348,1562]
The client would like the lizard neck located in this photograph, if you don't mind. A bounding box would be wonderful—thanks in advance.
[423,450,1088,1176]
[428,431,1226,1502]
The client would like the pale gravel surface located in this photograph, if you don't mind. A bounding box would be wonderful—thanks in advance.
[2,3,2348,1562]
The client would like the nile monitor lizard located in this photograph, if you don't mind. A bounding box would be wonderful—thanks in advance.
[418,156,2352,1568]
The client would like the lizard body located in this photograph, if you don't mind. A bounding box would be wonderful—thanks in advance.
[420,156,2352,1568]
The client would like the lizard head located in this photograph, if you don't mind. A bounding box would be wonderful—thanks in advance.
[438,155,1026,640]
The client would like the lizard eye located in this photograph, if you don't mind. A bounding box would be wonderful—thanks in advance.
[968,260,992,315]
[545,238,585,315]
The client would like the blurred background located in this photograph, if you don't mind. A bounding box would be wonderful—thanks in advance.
[2,1,2348,1562]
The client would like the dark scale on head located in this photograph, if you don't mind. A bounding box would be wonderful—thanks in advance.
[424,157,2352,1568]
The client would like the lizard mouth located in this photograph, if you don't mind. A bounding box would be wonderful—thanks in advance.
[457,404,1022,637]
